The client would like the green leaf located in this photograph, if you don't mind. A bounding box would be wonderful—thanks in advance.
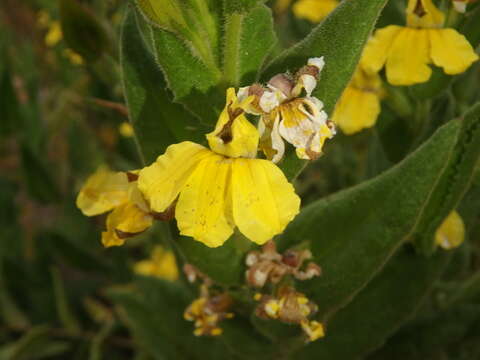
[261,0,388,179]
[0,261,30,329]
[223,0,266,14]
[51,267,82,334]
[278,116,467,319]
[108,277,229,360]
[121,9,205,164]
[59,0,110,62]
[222,5,276,86]
[414,103,480,254]
[0,326,70,360]
[176,233,250,286]
[150,25,224,123]
[20,145,61,204]
[294,248,451,360]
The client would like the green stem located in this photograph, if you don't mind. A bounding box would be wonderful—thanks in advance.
[223,13,243,86]
[191,0,218,52]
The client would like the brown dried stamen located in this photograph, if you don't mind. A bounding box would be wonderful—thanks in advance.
[216,102,244,144]
[413,0,427,17]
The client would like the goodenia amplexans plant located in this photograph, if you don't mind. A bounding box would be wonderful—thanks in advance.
[86,0,480,358]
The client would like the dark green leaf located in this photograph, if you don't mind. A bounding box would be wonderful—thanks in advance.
[223,5,276,86]
[59,0,110,62]
[278,116,464,318]
[150,25,224,123]
[414,102,480,254]
[121,9,205,164]
[108,277,229,360]
[177,233,250,286]
[20,145,61,204]
[294,248,450,360]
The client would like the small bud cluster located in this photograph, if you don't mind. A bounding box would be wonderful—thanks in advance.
[245,240,321,288]
[183,265,234,336]
[246,241,324,342]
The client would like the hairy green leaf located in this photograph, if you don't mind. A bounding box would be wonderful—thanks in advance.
[121,9,205,164]
[294,248,450,360]
[278,116,471,319]
[223,5,276,86]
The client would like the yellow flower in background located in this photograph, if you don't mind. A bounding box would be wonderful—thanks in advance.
[238,58,335,163]
[138,88,300,248]
[45,21,63,47]
[361,0,479,86]
[76,166,130,216]
[119,122,135,137]
[63,49,84,66]
[435,211,465,250]
[332,66,383,135]
[77,167,153,247]
[134,246,179,281]
[292,0,338,23]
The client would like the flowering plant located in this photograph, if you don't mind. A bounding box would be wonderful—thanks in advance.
[1,0,480,358]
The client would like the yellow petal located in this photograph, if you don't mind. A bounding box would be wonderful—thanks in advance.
[332,87,380,135]
[435,210,465,250]
[102,202,153,247]
[406,0,445,28]
[385,28,432,85]
[206,88,259,159]
[76,166,130,216]
[134,245,179,281]
[361,26,403,75]
[138,142,211,213]
[231,159,300,244]
[292,0,338,23]
[176,154,234,247]
[429,28,479,75]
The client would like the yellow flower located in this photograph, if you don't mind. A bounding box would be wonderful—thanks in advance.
[361,0,479,86]
[239,57,335,162]
[76,166,130,216]
[300,320,325,342]
[63,49,84,66]
[134,245,179,281]
[119,122,134,137]
[332,66,383,135]
[45,21,63,47]
[138,88,300,248]
[77,167,153,247]
[292,0,338,23]
[435,210,465,250]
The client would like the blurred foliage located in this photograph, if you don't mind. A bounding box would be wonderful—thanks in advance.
[0,0,479,359]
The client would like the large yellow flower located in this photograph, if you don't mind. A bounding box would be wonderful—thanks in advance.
[292,0,338,23]
[361,0,478,86]
[76,167,153,247]
[332,66,383,135]
[138,89,301,248]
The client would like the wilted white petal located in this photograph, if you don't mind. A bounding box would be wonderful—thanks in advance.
[308,56,325,72]
[260,90,281,113]
[271,116,285,163]
[300,74,317,97]
[453,1,467,12]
